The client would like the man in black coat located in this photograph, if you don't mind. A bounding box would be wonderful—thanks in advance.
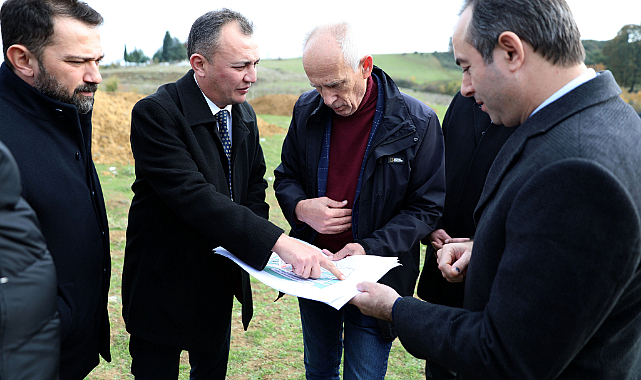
[122,9,342,380]
[417,92,515,379]
[0,1,110,379]
[351,0,641,378]
[0,140,60,380]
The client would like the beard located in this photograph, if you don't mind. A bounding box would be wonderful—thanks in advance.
[33,62,98,114]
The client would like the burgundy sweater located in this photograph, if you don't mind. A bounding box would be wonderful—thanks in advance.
[314,76,378,252]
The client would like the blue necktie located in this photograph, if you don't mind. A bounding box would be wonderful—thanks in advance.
[215,110,233,200]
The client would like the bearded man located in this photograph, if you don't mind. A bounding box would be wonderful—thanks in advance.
[0,1,111,379]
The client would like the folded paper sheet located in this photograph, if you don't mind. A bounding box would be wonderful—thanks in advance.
[213,246,400,309]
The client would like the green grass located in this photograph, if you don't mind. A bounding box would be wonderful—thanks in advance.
[87,127,428,379]
[372,53,461,84]
[259,53,461,84]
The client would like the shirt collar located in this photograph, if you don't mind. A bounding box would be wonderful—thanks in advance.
[193,73,233,118]
[531,68,597,117]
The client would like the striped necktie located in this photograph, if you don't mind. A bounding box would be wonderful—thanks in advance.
[214,110,233,200]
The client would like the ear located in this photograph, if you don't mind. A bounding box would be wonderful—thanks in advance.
[496,31,524,72]
[360,55,373,79]
[190,53,207,77]
[6,44,38,82]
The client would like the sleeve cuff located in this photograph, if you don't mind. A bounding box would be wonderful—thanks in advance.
[391,296,403,322]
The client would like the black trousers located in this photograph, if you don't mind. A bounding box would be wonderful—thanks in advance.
[129,327,231,380]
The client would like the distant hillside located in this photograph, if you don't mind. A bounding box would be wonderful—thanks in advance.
[100,52,461,105]
[260,52,462,96]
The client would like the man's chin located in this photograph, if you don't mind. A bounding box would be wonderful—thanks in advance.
[74,95,95,114]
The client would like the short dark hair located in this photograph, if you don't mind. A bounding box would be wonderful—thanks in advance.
[187,8,253,61]
[462,0,585,66]
[1,0,103,71]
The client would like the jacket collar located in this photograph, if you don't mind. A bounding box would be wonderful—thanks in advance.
[474,70,621,221]
[307,66,416,142]
[0,62,88,123]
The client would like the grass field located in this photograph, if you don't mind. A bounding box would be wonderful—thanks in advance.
[87,114,430,379]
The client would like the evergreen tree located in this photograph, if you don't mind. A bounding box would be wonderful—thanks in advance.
[124,47,149,64]
[162,31,172,63]
[156,31,188,63]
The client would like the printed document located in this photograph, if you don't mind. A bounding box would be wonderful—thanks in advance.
[213,245,400,309]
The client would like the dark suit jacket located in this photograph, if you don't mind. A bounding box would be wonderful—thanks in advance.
[0,63,110,379]
[122,70,283,351]
[417,92,515,307]
[394,71,641,379]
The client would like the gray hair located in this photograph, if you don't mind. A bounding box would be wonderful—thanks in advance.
[303,22,363,72]
[462,0,585,66]
[187,8,253,61]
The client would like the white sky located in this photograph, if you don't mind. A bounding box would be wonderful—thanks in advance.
[1,0,640,64]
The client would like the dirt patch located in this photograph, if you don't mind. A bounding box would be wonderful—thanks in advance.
[92,91,284,165]
[249,94,299,116]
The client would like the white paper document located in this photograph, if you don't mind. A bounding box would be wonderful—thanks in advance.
[213,246,400,309]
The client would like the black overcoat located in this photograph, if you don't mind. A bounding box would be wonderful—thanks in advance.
[417,92,515,307]
[395,72,641,379]
[0,63,111,380]
[122,70,283,351]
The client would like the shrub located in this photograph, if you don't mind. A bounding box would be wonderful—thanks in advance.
[103,76,120,92]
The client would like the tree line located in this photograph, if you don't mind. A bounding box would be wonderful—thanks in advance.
[124,31,187,64]
[124,24,641,93]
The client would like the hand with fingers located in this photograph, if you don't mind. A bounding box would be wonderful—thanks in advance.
[436,240,473,283]
[272,234,345,280]
[428,229,452,250]
[349,281,400,322]
[324,242,366,261]
[294,197,352,235]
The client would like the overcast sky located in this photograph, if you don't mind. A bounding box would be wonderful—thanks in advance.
[1,0,640,64]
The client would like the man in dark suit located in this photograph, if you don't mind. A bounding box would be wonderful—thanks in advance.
[0,1,110,379]
[121,9,343,380]
[351,0,641,378]
[417,92,515,380]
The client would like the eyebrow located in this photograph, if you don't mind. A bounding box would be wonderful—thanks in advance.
[232,58,260,66]
[309,79,345,88]
[64,54,105,61]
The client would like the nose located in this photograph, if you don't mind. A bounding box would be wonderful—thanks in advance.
[460,72,474,97]
[245,65,257,84]
[321,88,339,107]
[84,61,102,84]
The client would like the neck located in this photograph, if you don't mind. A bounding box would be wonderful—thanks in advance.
[520,61,588,124]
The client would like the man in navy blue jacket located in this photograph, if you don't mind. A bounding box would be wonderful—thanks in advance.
[0,1,110,379]
[274,22,445,380]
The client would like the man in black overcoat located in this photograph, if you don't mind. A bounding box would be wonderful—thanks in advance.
[0,1,110,379]
[351,0,641,378]
[121,9,343,379]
